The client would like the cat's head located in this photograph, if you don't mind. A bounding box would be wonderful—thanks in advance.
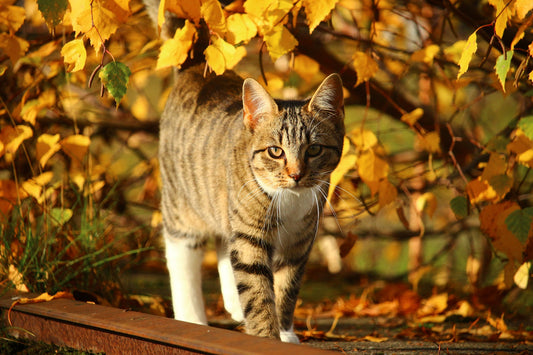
[242,74,345,195]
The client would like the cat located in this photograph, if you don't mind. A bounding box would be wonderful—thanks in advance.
[158,65,345,343]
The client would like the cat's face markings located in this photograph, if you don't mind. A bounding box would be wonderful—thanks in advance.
[244,74,345,195]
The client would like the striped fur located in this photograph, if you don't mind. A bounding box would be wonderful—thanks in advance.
[159,66,344,342]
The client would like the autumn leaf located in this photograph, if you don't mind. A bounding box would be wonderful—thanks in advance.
[0,125,33,163]
[489,0,511,38]
[0,33,30,64]
[494,51,513,92]
[20,172,54,203]
[0,2,26,32]
[357,149,389,196]
[353,51,378,86]
[245,0,293,35]
[457,31,477,79]
[61,38,87,72]
[69,0,130,51]
[302,0,339,34]
[36,133,61,168]
[293,55,320,82]
[411,44,440,65]
[205,36,246,75]
[60,134,91,163]
[351,129,378,150]
[37,0,68,29]
[507,129,533,168]
[156,20,196,70]
[513,261,531,289]
[159,0,201,27]
[401,108,424,126]
[480,202,524,264]
[99,61,131,105]
[226,13,257,45]
[415,131,441,154]
[0,180,19,217]
[200,0,226,37]
[328,137,355,199]
[20,89,56,125]
[264,25,298,61]
[378,179,397,208]
[8,291,74,325]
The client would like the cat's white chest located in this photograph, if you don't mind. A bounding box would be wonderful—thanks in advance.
[275,187,317,229]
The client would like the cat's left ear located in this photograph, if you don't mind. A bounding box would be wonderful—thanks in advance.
[242,78,278,131]
[307,74,344,119]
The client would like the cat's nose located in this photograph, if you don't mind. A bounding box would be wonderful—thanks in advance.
[290,173,302,182]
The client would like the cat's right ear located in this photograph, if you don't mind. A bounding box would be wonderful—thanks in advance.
[242,78,278,131]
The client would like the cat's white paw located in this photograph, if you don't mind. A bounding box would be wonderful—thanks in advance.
[280,330,300,343]
[224,298,244,322]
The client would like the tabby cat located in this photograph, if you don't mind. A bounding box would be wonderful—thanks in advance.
[159,66,345,343]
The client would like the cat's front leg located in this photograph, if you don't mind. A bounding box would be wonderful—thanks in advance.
[273,236,314,344]
[229,232,280,339]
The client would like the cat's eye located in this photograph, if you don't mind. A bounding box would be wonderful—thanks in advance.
[307,144,322,157]
[268,146,284,159]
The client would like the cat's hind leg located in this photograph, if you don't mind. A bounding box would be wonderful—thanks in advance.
[165,230,208,325]
[216,240,244,322]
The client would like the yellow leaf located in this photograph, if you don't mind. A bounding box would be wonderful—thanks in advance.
[489,0,511,38]
[245,0,293,35]
[61,38,87,72]
[401,108,424,126]
[507,129,533,168]
[415,131,441,154]
[352,51,378,86]
[328,137,353,198]
[8,264,29,292]
[0,3,26,32]
[293,55,320,82]
[415,192,437,218]
[513,261,531,289]
[466,178,497,204]
[69,0,130,51]
[363,335,388,343]
[0,180,19,217]
[378,179,397,208]
[302,0,339,33]
[156,20,196,70]
[20,172,54,203]
[201,0,226,36]
[529,69,533,84]
[350,128,377,150]
[0,33,29,64]
[60,134,91,163]
[205,36,246,75]
[0,125,33,162]
[20,89,56,125]
[481,152,507,181]
[160,0,201,27]
[37,133,61,168]
[417,293,448,317]
[357,149,389,196]
[226,13,257,44]
[411,44,440,65]
[457,32,477,79]
[514,0,533,20]
[264,24,298,61]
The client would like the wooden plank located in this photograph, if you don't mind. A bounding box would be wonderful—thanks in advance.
[0,292,335,355]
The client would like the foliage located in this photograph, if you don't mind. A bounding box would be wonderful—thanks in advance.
[1,0,533,301]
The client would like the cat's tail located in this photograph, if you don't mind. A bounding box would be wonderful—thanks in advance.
[143,0,209,69]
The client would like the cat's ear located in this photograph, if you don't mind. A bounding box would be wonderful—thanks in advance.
[307,73,344,118]
[242,78,278,130]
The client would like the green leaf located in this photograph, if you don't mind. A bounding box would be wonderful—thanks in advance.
[450,195,469,219]
[518,115,533,140]
[50,208,73,227]
[494,50,513,92]
[505,207,533,243]
[99,62,131,105]
[37,0,68,29]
